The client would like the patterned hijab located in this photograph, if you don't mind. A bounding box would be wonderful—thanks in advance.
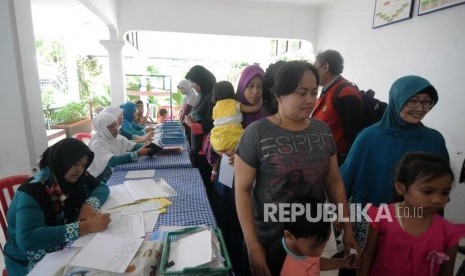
[378,75,438,137]
[235,65,268,127]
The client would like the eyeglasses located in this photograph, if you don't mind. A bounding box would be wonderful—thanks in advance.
[406,99,435,109]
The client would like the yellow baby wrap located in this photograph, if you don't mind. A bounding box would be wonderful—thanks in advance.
[210,99,244,152]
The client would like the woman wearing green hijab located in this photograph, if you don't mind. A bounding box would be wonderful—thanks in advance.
[340,75,449,249]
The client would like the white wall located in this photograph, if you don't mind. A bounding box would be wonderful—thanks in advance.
[317,0,465,222]
[0,0,47,177]
[5,0,463,218]
[117,0,318,42]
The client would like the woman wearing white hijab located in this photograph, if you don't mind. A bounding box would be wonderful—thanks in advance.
[87,112,151,183]
[177,79,197,121]
[101,106,154,143]
[177,79,197,148]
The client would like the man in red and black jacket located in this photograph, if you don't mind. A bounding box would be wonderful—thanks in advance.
[312,50,363,166]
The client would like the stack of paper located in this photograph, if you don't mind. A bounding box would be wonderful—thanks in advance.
[167,229,213,271]
[70,233,144,273]
[72,211,146,247]
[112,198,171,215]
[63,241,161,276]
[125,169,155,179]
[159,121,186,146]
[101,178,177,210]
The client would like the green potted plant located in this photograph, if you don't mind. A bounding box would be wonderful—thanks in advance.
[90,93,111,117]
[51,101,92,138]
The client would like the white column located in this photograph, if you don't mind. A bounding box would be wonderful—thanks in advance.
[14,0,48,159]
[0,0,48,177]
[100,39,126,106]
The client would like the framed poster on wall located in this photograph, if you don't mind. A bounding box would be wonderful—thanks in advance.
[372,0,414,28]
[418,0,465,15]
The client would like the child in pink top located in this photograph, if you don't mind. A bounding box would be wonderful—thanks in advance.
[359,152,465,276]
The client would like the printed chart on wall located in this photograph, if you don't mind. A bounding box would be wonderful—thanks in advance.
[418,0,465,15]
[372,0,414,28]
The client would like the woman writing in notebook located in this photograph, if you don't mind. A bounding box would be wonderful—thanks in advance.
[4,138,111,275]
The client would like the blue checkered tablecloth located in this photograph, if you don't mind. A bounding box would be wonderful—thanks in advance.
[106,168,217,231]
[113,146,192,171]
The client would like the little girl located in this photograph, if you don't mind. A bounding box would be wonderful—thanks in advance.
[359,152,465,276]
[209,81,261,180]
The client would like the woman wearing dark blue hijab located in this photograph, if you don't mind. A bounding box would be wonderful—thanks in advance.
[340,75,449,249]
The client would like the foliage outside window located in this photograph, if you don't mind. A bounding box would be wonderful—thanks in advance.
[171,91,183,106]
[35,38,69,94]
[51,102,89,125]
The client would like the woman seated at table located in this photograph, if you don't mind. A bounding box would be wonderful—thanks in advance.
[4,138,112,275]
[119,102,154,139]
[101,106,154,143]
[134,99,151,126]
[87,112,152,183]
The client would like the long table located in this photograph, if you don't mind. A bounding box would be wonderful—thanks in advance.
[106,167,217,230]
[113,145,192,171]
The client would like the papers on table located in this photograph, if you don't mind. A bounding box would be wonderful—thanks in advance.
[108,199,166,215]
[125,169,155,179]
[104,211,145,237]
[101,178,177,210]
[127,178,177,201]
[143,211,160,232]
[72,211,145,247]
[31,168,179,275]
[167,229,213,271]
[63,241,161,276]
[100,184,133,210]
[69,233,144,273]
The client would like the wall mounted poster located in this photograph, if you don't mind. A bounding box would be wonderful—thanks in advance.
[418,0,465,15]
[373,0,414,28]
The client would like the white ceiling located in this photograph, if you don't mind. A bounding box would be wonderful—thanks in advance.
[31,0,329,36]
[31,0,107,37]
[241,0,328,5]
[30,0,328,58]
